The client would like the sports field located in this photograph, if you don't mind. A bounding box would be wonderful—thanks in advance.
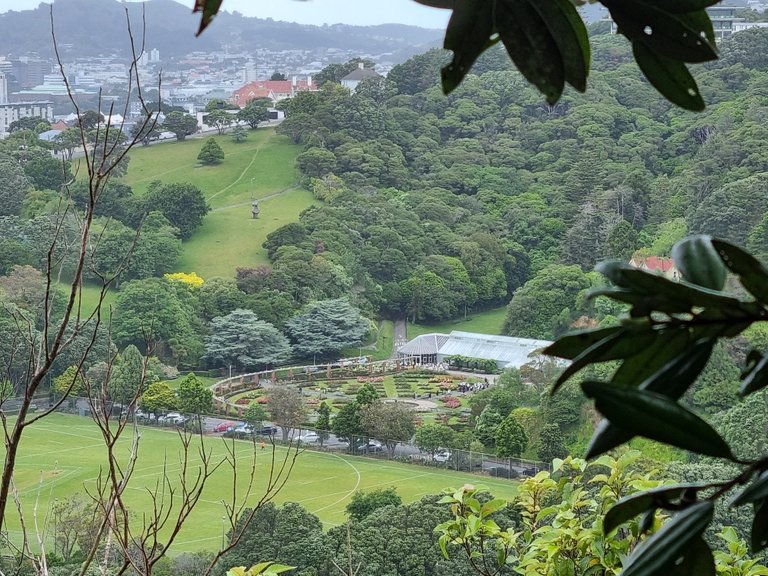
[9,414,517,554]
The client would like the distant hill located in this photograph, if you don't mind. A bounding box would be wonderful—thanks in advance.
[0,0,443,60]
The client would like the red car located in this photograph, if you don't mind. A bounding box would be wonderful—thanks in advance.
[213,421,235,433]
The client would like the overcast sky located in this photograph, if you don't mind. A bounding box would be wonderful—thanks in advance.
[1,0,452,28]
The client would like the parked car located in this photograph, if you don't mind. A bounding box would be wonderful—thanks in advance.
[213,421,235,433]
[257,425,278,436]
[433,448,452,463]
[224,424,254,439]
[158,412,185,425]
[356,440,383,453]
[296,431,319,444]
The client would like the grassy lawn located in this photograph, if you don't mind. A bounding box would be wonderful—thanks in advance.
[7,414,518,553]
[407,306,508,339]
[121,129,298,202]
[115,128,316,280]
[342,320,395,362]
[177,187,317,278]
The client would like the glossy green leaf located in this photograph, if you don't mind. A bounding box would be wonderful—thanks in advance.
[741,353,768,396]
[672,235,727,290]
[639,509,655,534]
[620,501,714,576]
[596,261,741,309]
[638,337,714,397]
[527,0,590,91]
[711,239,768,304]
[582,382,734,459]
[586,419,634,460]
[480,498,507,518]
[604,484,705,535]
[632,41,704,111]
[610,329,698,389]
[544,326,624,360]
[677,10,716,46]
[551,328,659,393]
[585,338,714,456]
[193,0,224,36]
[495,0,565,104]
[752,499,768,553]
[605,0,717,62]
[731,472,768,507]
[664,537,716,576]
[441,0,494,93]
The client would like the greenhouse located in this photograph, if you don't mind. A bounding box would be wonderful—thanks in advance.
[396,331,552,370]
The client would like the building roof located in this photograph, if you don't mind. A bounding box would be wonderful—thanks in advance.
[38,129,62,141]
[438,331,552,368]
[398,330,552,368]
[397,333,450,356]
[630,256,676,273]
[340,66,381,82]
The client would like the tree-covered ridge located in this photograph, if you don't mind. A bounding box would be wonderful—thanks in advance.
[257,31,768,336]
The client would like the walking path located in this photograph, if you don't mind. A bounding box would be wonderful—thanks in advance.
[392,318,407,358]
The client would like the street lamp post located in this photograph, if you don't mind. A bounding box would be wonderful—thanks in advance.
[221,516,226,548]
[228,364,232,379]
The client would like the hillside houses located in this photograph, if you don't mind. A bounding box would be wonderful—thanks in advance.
[231,78,317,107]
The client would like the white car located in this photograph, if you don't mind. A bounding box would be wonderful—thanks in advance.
[296,431,319,443]
[434,448,452,463]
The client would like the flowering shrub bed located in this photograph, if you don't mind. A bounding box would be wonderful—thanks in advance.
[441,396,461,409]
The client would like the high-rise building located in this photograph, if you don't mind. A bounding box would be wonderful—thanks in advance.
[0,72,7,104]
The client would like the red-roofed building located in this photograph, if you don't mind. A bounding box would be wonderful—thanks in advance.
[629,256,680,280]
[231,77,317,107]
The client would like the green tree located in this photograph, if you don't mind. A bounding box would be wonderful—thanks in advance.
[270,71,286,81]
[537,423,568,463]
[8,117,49,133]
[110,345,154,405]
[130,117,161,146]
[52,128,81,160]
[205,110,233,135]
[139,381,177,416]
[203,309,292,371]
[267,387,305,442]
[474,406,503,450]
[215,502,330,576]
[243,404,268,431]
[231,125,248,143]
[414,423,455,457]
[494,412,527,457]
[315,401,331,447]
[162,111,198,141]
[23,156,72,191]
[177,373,213,417]
[52,365,85,398]
[360,401,416,457]
[503,264,590,339]
[142,181,209,240]
[345,487,402,521]
[0,155,30,216]
[198,277,245,320]
[285,298,369,358]
[237,99,271,129]
[112,277,203,365]
[197,137,224,165]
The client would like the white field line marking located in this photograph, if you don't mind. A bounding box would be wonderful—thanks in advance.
[308,452,361,514]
